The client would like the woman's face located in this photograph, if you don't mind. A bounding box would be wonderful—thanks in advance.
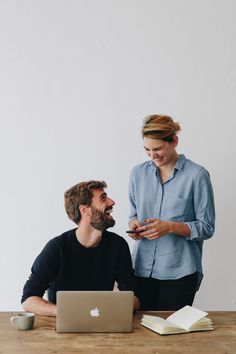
[143,136,178,168]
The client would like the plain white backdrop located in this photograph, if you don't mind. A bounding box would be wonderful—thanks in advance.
[0,0,235,310]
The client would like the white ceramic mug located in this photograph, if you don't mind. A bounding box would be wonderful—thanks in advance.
[10,312,35,330]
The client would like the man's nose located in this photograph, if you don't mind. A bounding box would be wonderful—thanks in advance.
[108,198,115,206]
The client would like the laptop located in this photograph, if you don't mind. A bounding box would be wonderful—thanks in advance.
[56,290,134,333]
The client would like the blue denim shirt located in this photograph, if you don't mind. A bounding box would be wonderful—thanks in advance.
[129,154,215,289]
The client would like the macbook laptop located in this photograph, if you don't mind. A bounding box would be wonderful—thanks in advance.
[56,290,134,333]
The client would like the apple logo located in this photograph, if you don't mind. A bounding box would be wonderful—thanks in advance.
[90,307,100,317]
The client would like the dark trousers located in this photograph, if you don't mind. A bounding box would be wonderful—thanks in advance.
[135,272,198,311]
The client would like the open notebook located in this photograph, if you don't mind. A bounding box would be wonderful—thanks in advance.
[141,305,214,335]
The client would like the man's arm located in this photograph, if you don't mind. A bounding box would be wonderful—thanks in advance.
[116,239,140,311]
[22,296,56,316]
[21,239,60,314]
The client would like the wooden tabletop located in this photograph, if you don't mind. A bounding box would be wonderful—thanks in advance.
[1,311,236,354]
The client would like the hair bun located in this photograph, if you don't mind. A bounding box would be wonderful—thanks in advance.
[142,114,181,141]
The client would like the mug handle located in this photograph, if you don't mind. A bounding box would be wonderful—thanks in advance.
[10,316,18,326]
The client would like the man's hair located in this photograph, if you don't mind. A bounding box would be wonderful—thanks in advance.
[142,114,181,142]
[64,180,107,224]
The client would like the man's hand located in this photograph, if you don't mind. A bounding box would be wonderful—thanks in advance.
[22,296,57,316]
[133,295,140,312]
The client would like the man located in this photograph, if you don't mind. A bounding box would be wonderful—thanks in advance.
[21,180,139,316]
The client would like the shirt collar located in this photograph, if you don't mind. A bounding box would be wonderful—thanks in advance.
[174,154,186,171]
[148,154,186,171]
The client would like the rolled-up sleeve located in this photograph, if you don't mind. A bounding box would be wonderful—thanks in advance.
[185,169,215,241]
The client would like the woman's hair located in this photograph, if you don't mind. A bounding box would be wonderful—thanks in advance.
[64,180,107,224]
[142,114,181,142]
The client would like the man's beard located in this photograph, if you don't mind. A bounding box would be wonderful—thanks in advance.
[90,206,115,231]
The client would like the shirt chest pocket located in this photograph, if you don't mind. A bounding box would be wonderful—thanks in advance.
[164,197,189,221]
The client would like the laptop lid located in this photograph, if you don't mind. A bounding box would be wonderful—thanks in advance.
[56,291,134,333]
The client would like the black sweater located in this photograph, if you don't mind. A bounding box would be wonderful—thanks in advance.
[21,228,135,304]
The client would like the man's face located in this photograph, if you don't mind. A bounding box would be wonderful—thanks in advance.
[89,189,115,231]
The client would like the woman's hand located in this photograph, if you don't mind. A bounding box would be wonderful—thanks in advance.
[127,219,144,240]
[136,219,191,240]
[136,218,171,240]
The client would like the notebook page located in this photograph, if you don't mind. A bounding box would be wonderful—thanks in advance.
[167,306,208,331]
[143,315,180,329]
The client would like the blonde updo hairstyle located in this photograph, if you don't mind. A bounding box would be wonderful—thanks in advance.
[142,115,181,142]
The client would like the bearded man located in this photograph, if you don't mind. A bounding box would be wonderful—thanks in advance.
[21,180,139,316]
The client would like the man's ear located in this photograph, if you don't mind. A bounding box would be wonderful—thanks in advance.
[79,204,91,217]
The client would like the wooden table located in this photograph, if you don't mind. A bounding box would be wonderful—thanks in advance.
[0,311,236,353]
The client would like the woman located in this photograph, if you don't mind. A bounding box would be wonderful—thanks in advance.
[128,114,215,310]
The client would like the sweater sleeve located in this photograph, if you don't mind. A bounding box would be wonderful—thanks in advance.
[21,239,61,303]
[115,239,136,294]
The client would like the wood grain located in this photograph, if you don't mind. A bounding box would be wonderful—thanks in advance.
[1,311,236,354]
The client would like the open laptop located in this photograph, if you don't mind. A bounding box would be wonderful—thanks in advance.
[56,290,134,333]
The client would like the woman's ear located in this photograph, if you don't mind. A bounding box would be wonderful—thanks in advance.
[173,135,178,147]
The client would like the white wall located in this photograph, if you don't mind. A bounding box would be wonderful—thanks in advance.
[0,0,235,311]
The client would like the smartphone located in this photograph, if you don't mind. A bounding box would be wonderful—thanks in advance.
[126,230,141,234]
